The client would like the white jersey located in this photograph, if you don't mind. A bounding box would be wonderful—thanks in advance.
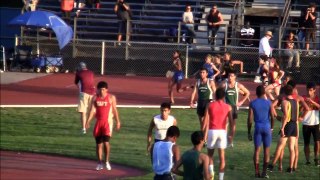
[153,115,175,140]
[152,141,174,175]
[302,110,319,125]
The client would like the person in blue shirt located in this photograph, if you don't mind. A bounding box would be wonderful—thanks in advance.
[247,85,275,178]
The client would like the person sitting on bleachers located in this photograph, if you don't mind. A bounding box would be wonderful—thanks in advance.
[282,31,300,73]
[182,5,196,47]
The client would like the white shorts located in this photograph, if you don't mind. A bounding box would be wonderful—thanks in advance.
[77,92,93,113]
[207,129,227,149]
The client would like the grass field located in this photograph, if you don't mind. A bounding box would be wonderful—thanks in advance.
[0,107,319,180]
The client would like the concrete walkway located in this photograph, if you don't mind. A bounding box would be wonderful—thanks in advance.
[0,72,49,85]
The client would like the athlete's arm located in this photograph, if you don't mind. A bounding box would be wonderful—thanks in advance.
[147,119,155,153]
[298,95,310,121]
[202,107,209,141]
[247,105,253,141]
[227,105,235,142]
[237,83,250,106]
[111,94,121,130]
[171,158,183,176]
[85,96,96,129]
[201,153,211,180]
[190,81,198,107]
[280,100,289,137]
[211,64,220,80]
[172,144,180,165]
[209,80,217,95]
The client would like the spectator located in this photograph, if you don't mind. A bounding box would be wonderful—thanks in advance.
[258,31,273,61]
[60,0,74,23]
[304,3,317,56]
[240,21,255,47]
[182,5,196,47]
[206,4,224,49]
[74,62,95,134]
[114,0,132,46]
[283,31,300,73]
[74,0,86,17]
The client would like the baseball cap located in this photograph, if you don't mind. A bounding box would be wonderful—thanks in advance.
[79,62,86,69]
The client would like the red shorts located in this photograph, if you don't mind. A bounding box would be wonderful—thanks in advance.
[271,80,281,88]
[93,120,110,137]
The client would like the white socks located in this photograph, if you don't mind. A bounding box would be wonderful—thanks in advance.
[219,172,224,180]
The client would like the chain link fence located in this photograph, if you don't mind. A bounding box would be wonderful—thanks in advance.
[8,36,320,84]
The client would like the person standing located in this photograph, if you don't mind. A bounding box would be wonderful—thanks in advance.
[147,102,177,154]
[152,126,181,180]
[172,131,211,180]
[74,62,95,134]
[190,67,216,129]
[86,81,121,171]
[258,31,273,61]
[304,3,317,56]
[220,70,250,146]
[182,5,196,47]
[203,88,235,180]
[206,4,224,48]
[302,82,320,166]
[114,0,132,46]
[247,85,275,178]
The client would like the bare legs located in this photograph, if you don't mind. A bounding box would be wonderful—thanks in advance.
[96,142,110,163]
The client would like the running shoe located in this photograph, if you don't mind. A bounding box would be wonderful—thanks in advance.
[96,163,103,171]
[106,161,112,170]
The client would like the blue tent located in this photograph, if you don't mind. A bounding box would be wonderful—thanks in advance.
[9,10,73,50]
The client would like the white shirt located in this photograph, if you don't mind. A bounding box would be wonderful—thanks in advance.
[259,36,271,57]
[152,141,174,175]
[153,115,175,140]
[183,12,194,24]
[302,110,319,125]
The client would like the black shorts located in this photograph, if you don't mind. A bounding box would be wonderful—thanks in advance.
[231,105,238,120]
[283,121,297,137]
[197,99,211,117]
[303,124,320,145]
[95,135,110,144]
[154,173,174,180]
[118,20,132,35]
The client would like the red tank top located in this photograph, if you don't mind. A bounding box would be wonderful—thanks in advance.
[94,94,111,122]
[208,100,230,130]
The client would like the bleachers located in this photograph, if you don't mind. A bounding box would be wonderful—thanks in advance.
[36,0,239,45]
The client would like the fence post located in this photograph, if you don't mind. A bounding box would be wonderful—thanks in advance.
[2,46,6,72]
[101,41,105,75]
[72,17,77,58]
[185,45,189,79]
[224,24,228,49]
[15,35,19,46]
[177,21,181,43]
[125,19,129,60]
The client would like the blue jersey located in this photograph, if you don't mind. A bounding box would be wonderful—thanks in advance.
[249,98,271,128]
[203,63,214,78]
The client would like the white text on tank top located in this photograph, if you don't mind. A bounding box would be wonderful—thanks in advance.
[197,79,213,100]
[225,81,239,106]
[154,115,175,140]
[152,141,174,175]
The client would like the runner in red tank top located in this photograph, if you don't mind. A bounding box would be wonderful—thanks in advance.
[203,88,234,180]
[86,81,121,171]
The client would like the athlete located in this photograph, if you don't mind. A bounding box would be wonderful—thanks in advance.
[203,88,235,180]
[172,131,211,180]
[168,50,191,104]
[190,68,216,129]
[147,102,177,154]
[248,85,275,178]
[86,81,121,171]
[301,82,320,166]
[220,70,250,146]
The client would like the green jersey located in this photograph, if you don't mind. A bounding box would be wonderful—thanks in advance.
[225,81,239,106]
[181,150,203,180]
[197,79,213,101]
